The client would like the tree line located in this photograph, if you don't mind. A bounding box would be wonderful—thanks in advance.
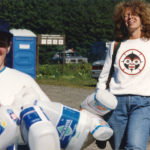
[0,0,134,63]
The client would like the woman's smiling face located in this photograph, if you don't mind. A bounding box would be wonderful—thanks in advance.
[123,8,142,37]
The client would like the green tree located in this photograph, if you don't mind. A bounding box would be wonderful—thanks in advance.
[0,0,123,63]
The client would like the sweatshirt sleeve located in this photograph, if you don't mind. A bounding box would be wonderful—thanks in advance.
[24,75,52,103]
[31,80,51,103]
[96,42,114,90]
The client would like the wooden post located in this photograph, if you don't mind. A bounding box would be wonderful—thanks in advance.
[62,35,66,74]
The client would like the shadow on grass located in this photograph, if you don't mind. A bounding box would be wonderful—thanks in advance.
[84,83,96,88]
[37,78,97,89]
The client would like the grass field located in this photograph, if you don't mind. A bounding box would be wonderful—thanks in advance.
[36,63,97,89]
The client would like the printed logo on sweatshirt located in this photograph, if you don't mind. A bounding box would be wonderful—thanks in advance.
[119,49,146,75]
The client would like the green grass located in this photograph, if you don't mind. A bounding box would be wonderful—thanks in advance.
[36,63,97,89]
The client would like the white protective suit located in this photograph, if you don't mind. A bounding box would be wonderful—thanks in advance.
[0,86,117,150]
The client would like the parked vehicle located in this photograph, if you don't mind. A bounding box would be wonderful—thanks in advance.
[91,60,105,79]
[52,51,88,64]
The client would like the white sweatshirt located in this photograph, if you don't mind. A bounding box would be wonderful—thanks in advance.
[0,67,50,105]
[97,38,150,96]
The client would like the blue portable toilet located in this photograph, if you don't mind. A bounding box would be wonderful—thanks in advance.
[8,29,37,79]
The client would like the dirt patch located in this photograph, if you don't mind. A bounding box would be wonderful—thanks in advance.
[40,84,94,109]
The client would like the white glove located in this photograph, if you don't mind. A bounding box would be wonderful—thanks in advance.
[81,109,113,141]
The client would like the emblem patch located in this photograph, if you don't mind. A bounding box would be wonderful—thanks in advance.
[119,49,146,75]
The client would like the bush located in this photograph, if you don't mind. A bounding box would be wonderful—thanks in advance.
[36,63,97,88]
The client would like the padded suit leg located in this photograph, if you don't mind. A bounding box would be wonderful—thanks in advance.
[20,106,60,150]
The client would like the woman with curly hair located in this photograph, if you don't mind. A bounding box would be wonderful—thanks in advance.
[96,0,150,149]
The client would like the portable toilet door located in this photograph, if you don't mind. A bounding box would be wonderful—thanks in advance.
[10,29,37,79]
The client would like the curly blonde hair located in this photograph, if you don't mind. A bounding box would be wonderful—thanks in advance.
[113,0,150,41]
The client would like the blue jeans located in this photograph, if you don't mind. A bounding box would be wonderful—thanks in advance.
[104,95,150,150]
